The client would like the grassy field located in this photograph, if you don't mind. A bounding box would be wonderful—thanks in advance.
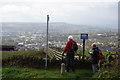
[1,50,115,59]
[76,51,115,56]
[2,67,93,79]
[2,50,46,59]
[2,50,116,79]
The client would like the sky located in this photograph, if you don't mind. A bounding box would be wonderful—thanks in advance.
[0,0,119,27]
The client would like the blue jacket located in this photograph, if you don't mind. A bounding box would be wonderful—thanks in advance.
[91,47,99,64]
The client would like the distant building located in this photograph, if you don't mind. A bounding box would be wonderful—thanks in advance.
[16,42,25,51]
[0,45,16,51]
[97,34,103,36]
[18,42,24,46]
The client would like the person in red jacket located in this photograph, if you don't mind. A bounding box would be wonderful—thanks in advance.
[62,35,78,72]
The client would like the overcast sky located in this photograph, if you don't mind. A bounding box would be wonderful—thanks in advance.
[0,0,119,27]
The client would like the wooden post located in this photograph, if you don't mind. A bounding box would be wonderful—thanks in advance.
[61,63,65,74]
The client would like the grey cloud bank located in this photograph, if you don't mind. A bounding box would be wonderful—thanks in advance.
[0,0,119,27]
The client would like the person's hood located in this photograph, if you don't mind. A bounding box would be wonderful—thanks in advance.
[92,47,99,50]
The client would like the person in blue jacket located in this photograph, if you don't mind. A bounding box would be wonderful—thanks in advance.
[89,43,100,73]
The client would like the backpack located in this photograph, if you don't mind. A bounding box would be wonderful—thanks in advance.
[70,41,78,52]
[97,50,103,60]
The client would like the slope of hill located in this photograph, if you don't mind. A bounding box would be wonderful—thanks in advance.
[2,22,117,33]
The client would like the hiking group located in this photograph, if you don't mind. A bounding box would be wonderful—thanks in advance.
[62,35,103,73]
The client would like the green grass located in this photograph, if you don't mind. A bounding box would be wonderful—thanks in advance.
[1,50,117,79]
[76,51,89,56]
[2,50,115,59]
[2,67,93,79]
[2,51,44,59]
[76,51,115,56]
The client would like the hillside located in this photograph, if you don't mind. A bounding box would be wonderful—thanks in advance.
[2,22,117,33]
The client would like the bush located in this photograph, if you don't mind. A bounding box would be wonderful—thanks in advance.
[93,53,120,79]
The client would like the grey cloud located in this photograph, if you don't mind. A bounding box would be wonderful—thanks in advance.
[0,0,118,27]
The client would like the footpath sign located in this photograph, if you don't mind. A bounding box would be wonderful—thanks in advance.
[81,33,88,59]
[81,34,88,39]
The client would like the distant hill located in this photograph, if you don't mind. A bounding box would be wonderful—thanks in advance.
[2,22,117,33]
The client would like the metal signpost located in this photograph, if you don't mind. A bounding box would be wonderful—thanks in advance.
[46,15,49,69]
[81,33,88,59]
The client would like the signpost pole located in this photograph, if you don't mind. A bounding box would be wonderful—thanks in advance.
[46,15,49,69]
[82,39,85,60]
[81,33,88,60]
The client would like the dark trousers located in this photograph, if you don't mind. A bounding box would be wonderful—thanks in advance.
[66,52,75,72]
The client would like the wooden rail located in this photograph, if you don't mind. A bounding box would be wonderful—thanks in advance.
[48,48,65,60]
[48,48,79,60]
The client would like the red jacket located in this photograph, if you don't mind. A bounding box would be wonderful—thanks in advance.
[63,39,78,53]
